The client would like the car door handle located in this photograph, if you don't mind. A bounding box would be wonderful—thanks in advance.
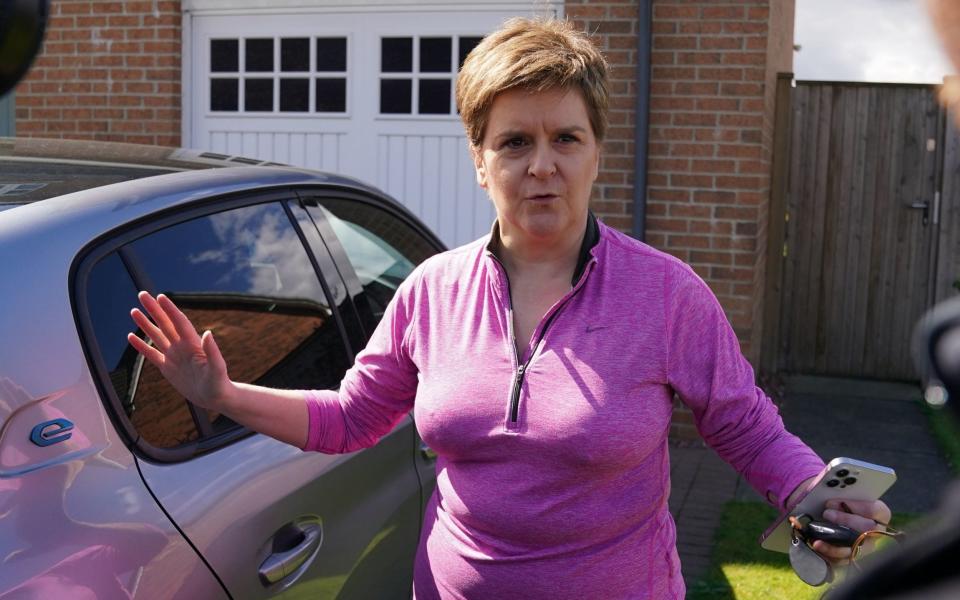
[420,442,437,461]
[258,523,323,586]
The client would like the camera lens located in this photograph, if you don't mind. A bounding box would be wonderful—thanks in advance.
[836,469,850,478]
[826,479,840,487]
[844,477,857,485]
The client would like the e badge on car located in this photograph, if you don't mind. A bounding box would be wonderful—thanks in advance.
[29,418,75,447]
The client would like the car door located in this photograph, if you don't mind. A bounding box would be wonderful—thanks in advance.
[296,191,443,518]
[79,190,423,598]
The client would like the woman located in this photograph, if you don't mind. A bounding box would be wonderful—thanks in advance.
[129,18,888,598]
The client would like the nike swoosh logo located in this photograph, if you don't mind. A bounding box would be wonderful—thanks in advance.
[585,325,609,333]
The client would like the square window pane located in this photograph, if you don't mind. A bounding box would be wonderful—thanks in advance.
[381,37,412,73]
[420,37,451,73]
[281,38,309,72]
[419,79,450,114]
[459,36,483,69]
[245,78,273,111]
[211,39,238,72]
[316,37,347,71]
[380,78,411,114]
[280,78,309,112]
[315,78,346,112]
[245,38,274,72]
[210,78,238,111]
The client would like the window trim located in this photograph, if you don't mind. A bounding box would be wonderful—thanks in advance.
[296,188,444,338]
[72,187,354,463]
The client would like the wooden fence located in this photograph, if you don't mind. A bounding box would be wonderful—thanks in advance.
[764,76,960,381]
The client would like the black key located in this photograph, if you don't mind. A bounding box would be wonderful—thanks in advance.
[803,520,861,547]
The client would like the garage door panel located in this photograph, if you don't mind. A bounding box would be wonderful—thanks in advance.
[404,136,423,219]
[190,8,542,247]
[413,137,441,236]
[205,128,345,172]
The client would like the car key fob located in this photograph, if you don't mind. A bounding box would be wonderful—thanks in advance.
[789,532,833,586]
[802,520,861,547]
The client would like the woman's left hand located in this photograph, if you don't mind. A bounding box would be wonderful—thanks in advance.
[810,498,892,562]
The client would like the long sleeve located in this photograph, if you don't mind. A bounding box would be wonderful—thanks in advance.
[301,266,422,454]
[664,261,824,509]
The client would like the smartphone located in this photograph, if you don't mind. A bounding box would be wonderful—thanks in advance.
[759,457,897,553]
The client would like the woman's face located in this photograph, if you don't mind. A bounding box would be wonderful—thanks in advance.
[472,87,600,246]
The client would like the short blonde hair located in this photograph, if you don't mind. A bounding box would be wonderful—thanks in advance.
[456,17,609,148]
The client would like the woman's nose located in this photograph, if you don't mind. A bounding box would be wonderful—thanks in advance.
[527,145,557,178]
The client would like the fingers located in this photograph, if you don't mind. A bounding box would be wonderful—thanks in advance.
[810,539,852,561]
[811,498,892,564]
[157,293,201,345]
[130,307,170,351]
[127,332,165,367]
[137,291,180,344]
[834,499,892,525]
[821,508,880,536]
[824,499,892,530]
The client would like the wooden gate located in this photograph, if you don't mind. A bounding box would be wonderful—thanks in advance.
[765,78,960,381]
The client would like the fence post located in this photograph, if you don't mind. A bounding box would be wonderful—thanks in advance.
[760,73,793,375]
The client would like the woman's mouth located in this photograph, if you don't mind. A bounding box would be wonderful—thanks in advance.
[527,193,559,202]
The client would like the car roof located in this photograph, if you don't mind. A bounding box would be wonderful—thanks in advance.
[0,136,325,205]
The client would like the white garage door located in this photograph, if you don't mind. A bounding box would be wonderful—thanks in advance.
[185,7,551,248]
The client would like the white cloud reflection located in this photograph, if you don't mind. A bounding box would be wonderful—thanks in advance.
[195,204,325,300]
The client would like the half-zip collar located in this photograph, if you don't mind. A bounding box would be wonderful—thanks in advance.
[483,213,602,432]
[484,211,601,286]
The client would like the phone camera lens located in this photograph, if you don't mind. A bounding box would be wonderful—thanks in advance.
[844,477,857,485]
[836,469,850,478]
[826,479,840,487]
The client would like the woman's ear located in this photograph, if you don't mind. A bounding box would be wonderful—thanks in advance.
[471,144,488,189]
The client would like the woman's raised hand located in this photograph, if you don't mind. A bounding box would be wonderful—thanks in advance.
[128,291,233,412]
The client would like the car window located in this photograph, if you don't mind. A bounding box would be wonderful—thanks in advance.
[86,201,351,453]
[312,198,435,323]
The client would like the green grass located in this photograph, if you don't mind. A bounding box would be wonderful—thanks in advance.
[686,502,823,600]
[921,402,960,475]
[686,502,921,600]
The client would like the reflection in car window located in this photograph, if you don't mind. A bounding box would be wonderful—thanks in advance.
[87,202,351,452]
[314,199,435,325]
[85,251,190,442]
[330,219,415,290]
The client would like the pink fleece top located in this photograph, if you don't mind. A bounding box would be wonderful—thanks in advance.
[302,220,824,599]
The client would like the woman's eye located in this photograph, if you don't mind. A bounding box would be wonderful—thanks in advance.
[558,133,579,143]
[504,137,525,149]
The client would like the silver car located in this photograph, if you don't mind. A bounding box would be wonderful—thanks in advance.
[0,138,442,598]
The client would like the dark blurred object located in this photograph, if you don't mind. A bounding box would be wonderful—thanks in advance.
[825,299,960,599]
[0,0,48,97]
[914,297,960,418]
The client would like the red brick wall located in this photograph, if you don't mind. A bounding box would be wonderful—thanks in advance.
[567,2,639,234]
[571,0,791,358]
[646,0,791,367]
[568,0,794,439]
[14,0,182,146]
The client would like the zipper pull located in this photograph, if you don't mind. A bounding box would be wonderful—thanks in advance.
[513,364,526,395]
[509,364,526,423]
